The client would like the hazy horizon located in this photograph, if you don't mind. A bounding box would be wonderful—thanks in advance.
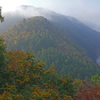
[1,0,100,30]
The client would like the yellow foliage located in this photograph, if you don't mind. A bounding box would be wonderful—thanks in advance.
[63,96,73,100]
[14,40,17,44]
[44,66,56,74]
[40,33,43,36]
[16,76,30,84]
[0,90,24,99]
[61,78,67,83]
[33,85,40,90]
[34,74,40,78]
[34,62,45,69]
[14,94,24,100]
[29,98,36,100]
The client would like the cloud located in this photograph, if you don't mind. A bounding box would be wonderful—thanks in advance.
[2,0,100,29]
[29,0,100,28]
[56,0,100,28]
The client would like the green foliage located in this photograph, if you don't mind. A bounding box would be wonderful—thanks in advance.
[92,74,100,85]
[0,37,6,66]
[36,47,68,72]
[0,37,7,93]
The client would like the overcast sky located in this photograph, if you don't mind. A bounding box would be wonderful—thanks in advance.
[1,0,100,28]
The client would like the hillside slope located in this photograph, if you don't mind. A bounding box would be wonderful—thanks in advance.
[49,14,100,60]
[0,16,100,79]
[1,5,100,62]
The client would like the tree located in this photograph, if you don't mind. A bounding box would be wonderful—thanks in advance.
[0,37,7,93]
[0,7,6,93]
[0,7,4,22]
[92,74,100,85]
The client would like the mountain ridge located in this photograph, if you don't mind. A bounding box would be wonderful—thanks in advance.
[0,16,100,79]
[1,5,100,62]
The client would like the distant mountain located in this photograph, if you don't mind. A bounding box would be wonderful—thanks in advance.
[0,5,55,32]
[0,16,100,79]
[85,22,100,32]
[48,14,100,60]
[1,5,100,62]
[0,12,23,32]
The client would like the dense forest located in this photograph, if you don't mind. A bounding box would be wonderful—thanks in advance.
[0,17,100,79]
[0,12,100,99]
[0,37,100,99]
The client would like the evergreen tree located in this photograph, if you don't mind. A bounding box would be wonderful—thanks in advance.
[0,7,6,93]
[0,7,4,22]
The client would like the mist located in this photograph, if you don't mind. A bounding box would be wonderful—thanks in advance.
[1,4,100,32]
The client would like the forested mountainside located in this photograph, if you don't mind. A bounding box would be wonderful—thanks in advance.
[49,14,100,60]
[1,5,100,62]
[1,4,100,100]
[0,16,100,79]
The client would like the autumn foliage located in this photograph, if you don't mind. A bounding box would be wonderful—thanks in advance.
[0,47,75,99]
[0,49,99,100]
[1,17,99,80]
[0,37,100,99]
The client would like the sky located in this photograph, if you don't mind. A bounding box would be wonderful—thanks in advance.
[0,0,100,29]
